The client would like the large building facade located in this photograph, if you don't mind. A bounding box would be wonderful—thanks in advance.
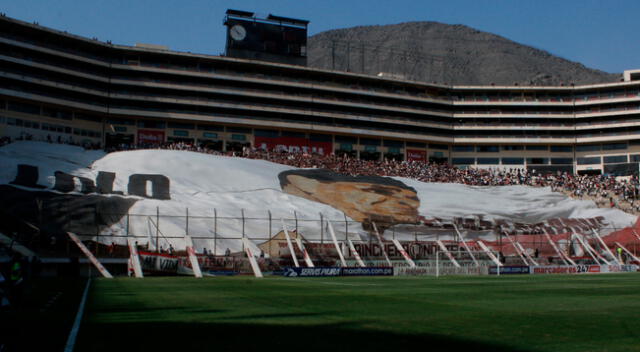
[1,15,640,175]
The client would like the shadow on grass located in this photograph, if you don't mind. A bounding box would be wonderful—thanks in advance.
[0,278,87,352]
[75,321,531,352]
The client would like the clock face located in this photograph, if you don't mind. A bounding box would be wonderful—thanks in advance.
[230,24,246,41]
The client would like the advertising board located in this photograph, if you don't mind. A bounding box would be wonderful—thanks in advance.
[489,266,530,275]
[137,130,165,145]
[395,266,487,276]
[406,149,427,162]
[282,267,394,277]
[341,267,393,276]
[255,135,332,155]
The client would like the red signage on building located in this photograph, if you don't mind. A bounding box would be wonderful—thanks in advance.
[406,149,426,162]
[137,130,165,145]
[255,136,332,155]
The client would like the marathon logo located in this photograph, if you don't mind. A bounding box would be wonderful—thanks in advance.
[341,267,393,276]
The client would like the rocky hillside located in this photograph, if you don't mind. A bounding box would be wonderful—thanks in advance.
[307,22,619,86]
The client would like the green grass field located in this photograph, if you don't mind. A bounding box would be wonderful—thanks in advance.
[74,274,640,352]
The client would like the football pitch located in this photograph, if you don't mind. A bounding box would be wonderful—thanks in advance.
[74,274,640,352]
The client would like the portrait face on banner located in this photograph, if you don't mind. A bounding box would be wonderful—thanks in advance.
[279,169,420,228]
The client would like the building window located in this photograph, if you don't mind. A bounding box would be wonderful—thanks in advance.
[527,158,549,164]
[203,132,218,139]
[550,146,573,152]
[75,113,102,122]
[602,143,627,151]
[282,131,306,138]
[603,155,628,164]
[577,157,601,165]
[477,158,500,165]
[197,124,224,131]
[8,101,40,115]
[502,158,525,165]
[526,145,548,151]
[227,127,251,134]
[429,143,448,150]
[310,133,331,142]
[335,136,357,144]
[231,134,246,141]
[339,143,353,151]
[138,120,166,129]
[452,145,474,152]
[407,141,426,148]
[360,138,381,146]
[551,158,573,165]
[383,139,404,148]
[502,145,524,151]
[168,122,195,129]
[477,145,499,153]
[576,144,601,152]
[43,107,73,120]
[107,118,135,126]
[452,158,475,165]
[254,129,279,138]
[631,154,640,162]
[173,130,189,137]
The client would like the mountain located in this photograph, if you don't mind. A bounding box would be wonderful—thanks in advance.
[307,22,620,86]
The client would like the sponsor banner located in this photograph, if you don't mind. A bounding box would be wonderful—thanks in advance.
[395,266,487,276]
[341,267,393,276]
[603,264,639,273]
[489,266,530,275]
[346,259,489,268]
[529,265,638,275]
[282,266,395,277]
[283,267,342,277]
[350,241,469,260]
[255,136,332,156]
[406,149,426,162]
[532,265,614,274]
[531,266,581,275]
[139,251,179,274]
[137,129,165,145]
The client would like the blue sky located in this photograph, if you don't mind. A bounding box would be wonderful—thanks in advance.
[2,0,638,73]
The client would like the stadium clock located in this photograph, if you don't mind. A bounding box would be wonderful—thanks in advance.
[230,24,247,41]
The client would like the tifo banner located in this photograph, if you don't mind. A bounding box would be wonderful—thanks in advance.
[255,136,332,155]
[137,129,165,145]
[406,149,426,162]
[341,267,393,276]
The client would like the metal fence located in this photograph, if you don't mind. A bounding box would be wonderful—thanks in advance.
[50,207,640,266]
